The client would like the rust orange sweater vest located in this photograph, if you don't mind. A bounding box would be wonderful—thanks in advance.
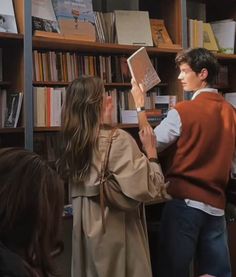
[165,92,236,209]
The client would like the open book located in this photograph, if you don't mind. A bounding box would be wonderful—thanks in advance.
[127,47,161,93]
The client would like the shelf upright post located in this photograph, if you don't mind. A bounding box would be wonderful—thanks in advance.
[24,0,33,150]
[181,0,188,48]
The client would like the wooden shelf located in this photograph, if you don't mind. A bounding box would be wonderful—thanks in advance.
[33,36,182,55]
[0,33,23,47]
[33,81,168,88]
[0,127,24,133]
[215,53,236,60]
[33,122,160,132]
[0,81,11,87]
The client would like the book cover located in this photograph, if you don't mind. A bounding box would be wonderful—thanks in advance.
[0,0,18,33]
[52,0,96,41]
[127,47,161,93]
[150,19,174,47]
[32,0,60,34]
[4,92,23,128]
[115,10,153,46]
[203,23,219,52]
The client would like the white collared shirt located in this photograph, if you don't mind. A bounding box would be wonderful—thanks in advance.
[154,88,235,216]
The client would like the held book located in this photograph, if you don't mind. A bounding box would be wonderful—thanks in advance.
[127,47,161,93]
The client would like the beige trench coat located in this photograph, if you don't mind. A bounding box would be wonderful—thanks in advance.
[71,128,165,277]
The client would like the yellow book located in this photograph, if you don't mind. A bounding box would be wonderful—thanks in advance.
[203,23,219,51]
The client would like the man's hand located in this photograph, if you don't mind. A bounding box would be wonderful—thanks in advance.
[131,78,145,108]
[139,126,157,158]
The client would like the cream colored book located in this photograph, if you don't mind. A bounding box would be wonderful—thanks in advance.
[127,47,161,93]
[115,10,153,46]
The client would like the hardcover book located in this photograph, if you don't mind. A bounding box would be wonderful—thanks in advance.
[0,0,18,33]
[127,47,161,93]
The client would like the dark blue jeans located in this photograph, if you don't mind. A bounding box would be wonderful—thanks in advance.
[157,199,231,277]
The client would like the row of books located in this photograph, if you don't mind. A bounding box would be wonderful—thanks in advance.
[33,50,135,83]
[188,18,236,54]
[33,85,175,126]
[33,50,161,84]
[0,88,23,128]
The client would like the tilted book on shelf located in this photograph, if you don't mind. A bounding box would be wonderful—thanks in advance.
[211,19,236,54]
[51,0,96,41]
[4,92,23,128]
[115,10,153,46]
[127,47,161,93]
[0,0,18,33]
[150,19,179,49]
[32,0,60,36]
[203,23,219,52]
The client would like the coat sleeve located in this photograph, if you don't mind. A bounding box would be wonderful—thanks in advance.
[108,129,166,202]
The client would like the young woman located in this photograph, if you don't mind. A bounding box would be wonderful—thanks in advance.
[57,75,170,277]
[0,147,64,277]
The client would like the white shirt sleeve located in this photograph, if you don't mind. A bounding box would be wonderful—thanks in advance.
[154,108,182,152]
[231,151,236,179]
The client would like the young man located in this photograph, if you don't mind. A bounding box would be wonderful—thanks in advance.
[131,47,236,277]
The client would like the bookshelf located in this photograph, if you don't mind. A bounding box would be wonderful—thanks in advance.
[1,1,236,276]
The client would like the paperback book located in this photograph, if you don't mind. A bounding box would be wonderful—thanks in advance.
[127,47,161,93]
[4,92,23,128]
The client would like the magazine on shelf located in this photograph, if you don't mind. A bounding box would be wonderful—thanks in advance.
[0,0,18,33]
[51,0,96,41]
[4,92,23,128]
[127,47,161,93]
[32,0,60,34]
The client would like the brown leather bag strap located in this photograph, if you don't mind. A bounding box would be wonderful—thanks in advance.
[99,128,117,233]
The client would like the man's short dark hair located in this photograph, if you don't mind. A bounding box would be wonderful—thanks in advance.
[175,48,220,85]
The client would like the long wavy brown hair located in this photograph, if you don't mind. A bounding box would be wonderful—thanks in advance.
[0,147,64,276]
[58,76,104,182]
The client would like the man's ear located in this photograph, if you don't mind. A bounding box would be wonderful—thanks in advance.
[199,68,208,81]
